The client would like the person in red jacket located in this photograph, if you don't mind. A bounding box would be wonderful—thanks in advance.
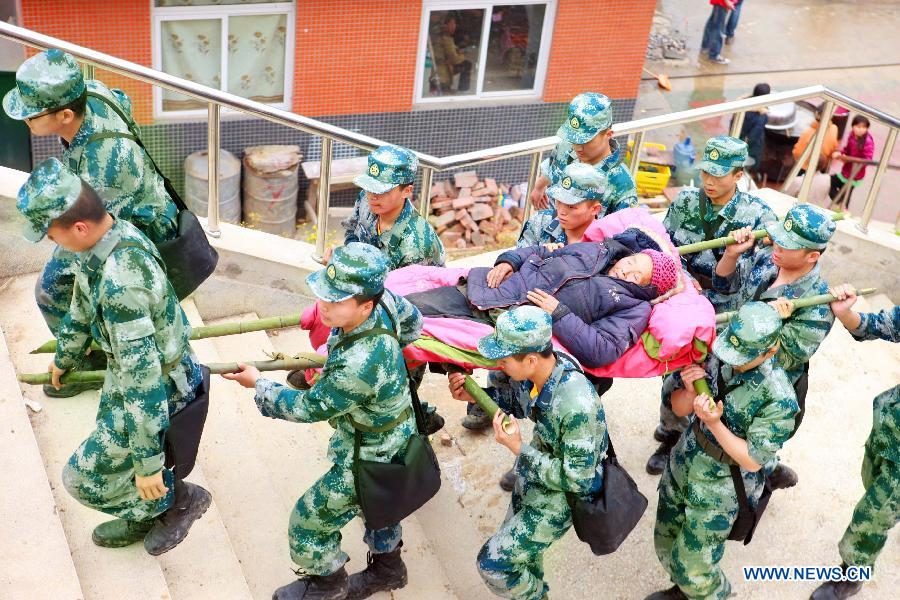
[829,115,875,211]
[701,0,738,64]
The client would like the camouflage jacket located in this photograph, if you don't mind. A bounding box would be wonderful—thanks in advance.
[675,358,798,494]
[850,306,899,463]
[254,291,423,466]
[489,352,608,497]
[541,138,638,216]
[518,209,567,247]
[664,187,776,307]
[54,219,193,476]
[342,194,445,270]
[63,80,177,244]
[712,246,834,382]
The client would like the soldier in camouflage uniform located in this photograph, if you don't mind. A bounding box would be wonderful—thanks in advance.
[648,302,798,600]
[811,290,899,600]
[3,49,178,397]
[648,136,777,476]
[448,306,608,600]
[224,243,424,600]
[711,204,836,490]
[17,159,209,555]
[531,92,637,216]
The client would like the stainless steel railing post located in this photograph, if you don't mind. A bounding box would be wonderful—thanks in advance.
[313,137,333,262]
[419,166,434,217]
[628,131,644,177]
[856,127,897,233]
[521,151,542,224]
[798,101,835,203]
[206,102,221,237]
[729,112,745,138]
[780,140,813,195]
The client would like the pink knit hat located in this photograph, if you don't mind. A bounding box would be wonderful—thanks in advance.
[641,249,678,295]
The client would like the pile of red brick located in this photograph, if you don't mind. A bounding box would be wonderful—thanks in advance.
[427,171,525,251]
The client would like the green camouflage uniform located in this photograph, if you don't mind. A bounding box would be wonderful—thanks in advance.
[838,306,899,569]
[252,243,423,575]
[16,159,199,522]
[654,303,798,600]
[657,136,778,437]
[542,93,637,215]
[342,144,444,270]
[474,307,608,600]
[3,50,177,336]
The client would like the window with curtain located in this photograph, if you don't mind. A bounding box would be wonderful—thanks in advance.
[417,1,555,103]
[152,1,294,117]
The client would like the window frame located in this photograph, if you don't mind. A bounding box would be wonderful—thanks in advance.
[151,1,295,121]
[413,0,556,105]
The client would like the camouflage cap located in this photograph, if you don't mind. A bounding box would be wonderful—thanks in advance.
[354,144,418,194]
[557,93,613,145]
[306,242,388,302]
[478,306,553,360]
[547,162,608,206]
[17,157,85,243]
[2,49,85,121]
[766,203,835,251]
[713,301,782,366]
[698,136,748,177]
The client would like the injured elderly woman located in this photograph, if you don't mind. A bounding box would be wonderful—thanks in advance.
[405,229,679,369]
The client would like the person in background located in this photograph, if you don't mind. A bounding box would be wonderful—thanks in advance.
[792,106,840,174]
[701,0,738,65]
[735,83,770,181]
[724,0,744,45]
[829,115,875,212]
[430,15,473,94]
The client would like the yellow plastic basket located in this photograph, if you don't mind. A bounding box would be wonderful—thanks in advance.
[626,142,672,197]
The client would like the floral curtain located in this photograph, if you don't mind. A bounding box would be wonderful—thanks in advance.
[161,19,222,111]
[227,14,287,103]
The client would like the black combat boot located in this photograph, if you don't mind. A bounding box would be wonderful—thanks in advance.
[766,464,799,490]
[286,369,312,390]
[645,584,688,600]
[92,518,154,548]
[346,546,408,599]
[143,480,212,556]
[810,564,864,599]
[499,468,518,492]
[421,404,446,436]
[646,431,680,475]
[461,404,491,431]
[273,566,349,600]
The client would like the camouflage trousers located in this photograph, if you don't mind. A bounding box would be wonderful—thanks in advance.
[62,355,201,523]
[289,462,402,576]
[654,438,764,600]
[838,410,900,568]
[36,245,78,337]
[477,475,572,600]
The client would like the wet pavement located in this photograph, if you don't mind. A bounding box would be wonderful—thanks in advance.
[638,0,900,225]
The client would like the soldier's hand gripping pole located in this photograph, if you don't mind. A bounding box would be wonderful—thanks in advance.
[463,375,516,434]
[18,355,327,386]
[677,212,847,255]
[714,287,876,325]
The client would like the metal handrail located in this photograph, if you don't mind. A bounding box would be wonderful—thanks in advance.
[2,21,897,243]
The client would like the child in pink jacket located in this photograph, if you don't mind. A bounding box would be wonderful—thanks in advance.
[829,115,875,210]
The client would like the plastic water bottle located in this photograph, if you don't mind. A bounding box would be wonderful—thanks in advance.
[674,137,696,185]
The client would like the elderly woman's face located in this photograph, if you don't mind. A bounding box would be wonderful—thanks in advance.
[608,253,653,286]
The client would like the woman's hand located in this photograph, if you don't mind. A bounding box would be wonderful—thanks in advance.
[526,288,559,314]
[447,372,475,403]
[492,410,522,455]
[487,263,514,288]
[221,363,261,389]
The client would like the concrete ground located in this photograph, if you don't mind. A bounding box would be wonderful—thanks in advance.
[640,0,900,226]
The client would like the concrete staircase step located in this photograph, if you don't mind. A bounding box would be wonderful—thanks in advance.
[210,314,458,599]
[0,325,84,600]
[0,274,253,600]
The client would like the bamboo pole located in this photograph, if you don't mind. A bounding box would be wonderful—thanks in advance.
[463,375,515,434]
[677,212,847,255]
[714,287,876,325]
[18,354,326,385]
[31,313,304,354]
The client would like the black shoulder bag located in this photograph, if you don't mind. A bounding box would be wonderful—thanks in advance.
[568,434,648,555]
[336,303,441,530]
[81,91,218,300]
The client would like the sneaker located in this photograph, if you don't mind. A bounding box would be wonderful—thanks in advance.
[92,518,154,548]
[273,566,349,600]
[143,480,211,556]
[708,55,730,65]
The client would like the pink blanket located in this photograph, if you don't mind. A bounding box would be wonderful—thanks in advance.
[300,208,715,378]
